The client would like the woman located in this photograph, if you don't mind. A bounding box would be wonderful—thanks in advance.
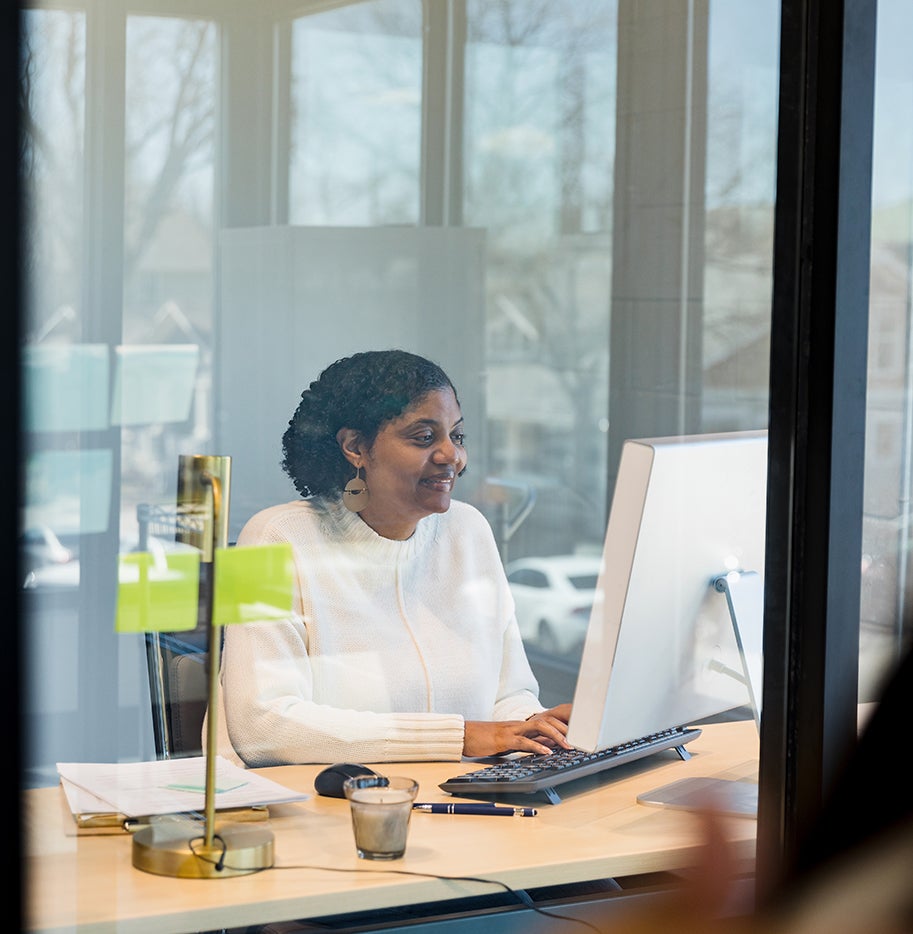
[217,349,571,766]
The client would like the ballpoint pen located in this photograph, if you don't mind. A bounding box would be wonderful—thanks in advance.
[413,802,537,817]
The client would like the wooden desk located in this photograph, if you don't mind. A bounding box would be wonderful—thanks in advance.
[25,719,759,933]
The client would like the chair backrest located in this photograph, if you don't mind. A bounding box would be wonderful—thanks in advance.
[137,501,213,759]
[145,630,209,758]
[169,646,209,756]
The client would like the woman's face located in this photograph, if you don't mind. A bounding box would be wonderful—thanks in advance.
[357,387,467,540]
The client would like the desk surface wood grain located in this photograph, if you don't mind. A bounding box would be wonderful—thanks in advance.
[25,718,759,933]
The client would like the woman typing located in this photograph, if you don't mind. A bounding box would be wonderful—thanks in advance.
[217,349,571,766]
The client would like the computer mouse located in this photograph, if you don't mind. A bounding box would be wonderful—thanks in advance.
[314,763,381,798]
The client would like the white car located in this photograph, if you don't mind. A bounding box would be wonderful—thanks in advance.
[20,525,76,589]
[20,525,73,569]
[505,554,602,658]
[22,535,198,592]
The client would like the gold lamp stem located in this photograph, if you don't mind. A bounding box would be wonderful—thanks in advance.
[132,455,274,878]
[200,469,221,850]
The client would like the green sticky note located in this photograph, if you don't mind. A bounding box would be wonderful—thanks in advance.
[212,543,294,626]
[115,550,200,633]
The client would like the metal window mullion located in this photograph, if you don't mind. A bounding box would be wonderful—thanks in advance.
[76,0,127,761]
[420,0,465,227]
[759,0,876,902]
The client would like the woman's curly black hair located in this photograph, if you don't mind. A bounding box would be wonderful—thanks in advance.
[281,349,460,499]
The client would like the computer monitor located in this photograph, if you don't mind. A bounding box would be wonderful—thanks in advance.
[566,429,768,755]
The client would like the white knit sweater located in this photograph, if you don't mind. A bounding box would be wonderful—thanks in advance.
[215,497,543,766]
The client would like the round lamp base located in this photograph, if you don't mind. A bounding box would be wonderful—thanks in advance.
[132,819,274,878]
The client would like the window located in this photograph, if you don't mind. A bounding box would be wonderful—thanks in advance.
[288,1,422,226]
[19,0,913,925]
[21,7,219,786]
[20,0,786,779]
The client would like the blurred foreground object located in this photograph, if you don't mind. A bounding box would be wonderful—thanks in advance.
[596,642,913,934]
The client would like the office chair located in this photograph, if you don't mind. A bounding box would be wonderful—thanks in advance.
[137,503,210,759]
[144,628,208,759]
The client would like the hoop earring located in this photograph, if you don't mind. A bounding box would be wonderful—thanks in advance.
[343,466,369,513]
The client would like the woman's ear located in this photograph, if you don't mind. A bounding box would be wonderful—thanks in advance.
[336,428,363,467]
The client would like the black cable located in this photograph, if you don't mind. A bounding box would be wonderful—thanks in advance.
[189,833,229,872]
[185,849,605,932]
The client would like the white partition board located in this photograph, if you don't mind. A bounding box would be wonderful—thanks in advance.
[216,226,486,539]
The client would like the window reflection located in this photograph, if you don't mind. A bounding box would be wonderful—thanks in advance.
[465,1,780,701]
[21,9,90,606]
[20,9,86,343]
[505,553,601,663]
[466,0,616,580]
[862,0,913,696]
[122,15,216,536]
[19,0,913,800]
[20,10,219,790]
[703,1,777,431]
[289,0,422,226]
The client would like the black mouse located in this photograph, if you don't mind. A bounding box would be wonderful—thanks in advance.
[314,763,381,798]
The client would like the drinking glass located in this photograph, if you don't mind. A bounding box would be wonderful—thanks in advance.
[343,775,419,860]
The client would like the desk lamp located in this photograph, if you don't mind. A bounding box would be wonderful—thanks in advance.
[131,454,275,878]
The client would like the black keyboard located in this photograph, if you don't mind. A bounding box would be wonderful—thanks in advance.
[439,726,701,805]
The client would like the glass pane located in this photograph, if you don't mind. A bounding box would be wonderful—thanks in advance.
[21,9,218,797]
[465,0,617,700]
[20,8,89,795]
[121,15,217,542]
[289,0,422,225]
[21,9,85,346]
[465,0,779,703]
[21,0,785,782]
[704,1,778,431]
[21,8,87,554]
[863,0,913,699]
[19,0,913,925]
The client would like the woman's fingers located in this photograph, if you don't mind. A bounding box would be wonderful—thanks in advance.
[525,713,570,742]
[462,710,576,757]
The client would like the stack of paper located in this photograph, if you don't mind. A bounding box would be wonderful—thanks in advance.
[57,756,308,832]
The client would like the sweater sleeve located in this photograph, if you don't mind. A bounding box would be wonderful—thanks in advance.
[220,617,466,766]
[455,502,545,722]
[490,609,546,722]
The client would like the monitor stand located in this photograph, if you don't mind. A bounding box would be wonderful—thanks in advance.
[635,570,762,819]
[712,570,763,729]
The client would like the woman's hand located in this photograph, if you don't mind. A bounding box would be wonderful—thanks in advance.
[463,704,573,757]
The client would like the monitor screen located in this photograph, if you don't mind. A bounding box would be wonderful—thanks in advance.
[566,430,768,753]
